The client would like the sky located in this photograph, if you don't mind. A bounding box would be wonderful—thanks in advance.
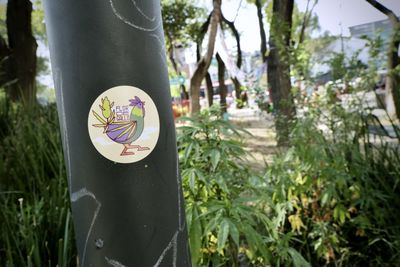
[220,0,400,52]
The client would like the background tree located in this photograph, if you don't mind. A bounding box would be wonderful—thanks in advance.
[291,1,320,82]
[221,14,243,108]
[0,0,37,106]
[252,0,268,63]
[216,52,228,112]
[365,0,400,119]
[267,0,295,146]
[190,0,221,114]
[162,0,204,99]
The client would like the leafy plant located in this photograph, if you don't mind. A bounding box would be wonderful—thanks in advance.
[0,99,77,267]
[177,106,309,267]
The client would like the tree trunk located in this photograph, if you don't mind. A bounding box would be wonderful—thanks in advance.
[222,14,243,108]
[298,0,317,45]
[365,0,400,119]
[267,0,295,146]
[167,40,189,100]
[255,0,267,62]
[217,53,227,113]
[6,0,37,106]
[189,0,221,114]
[205,71,214,107]
[43,0,191,265]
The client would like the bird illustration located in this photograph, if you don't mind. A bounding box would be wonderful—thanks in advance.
[92,96,149,156]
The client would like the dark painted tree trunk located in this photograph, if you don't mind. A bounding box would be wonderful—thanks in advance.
[365,0,400,119]
[205,71,214,107]
[217,53,227,113]
[190,0,221,114]
[267,0,296,146]
[43,0,191,266]
[6,0,37,106]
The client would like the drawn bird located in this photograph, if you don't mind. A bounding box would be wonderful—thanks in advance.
[92,96,149,156]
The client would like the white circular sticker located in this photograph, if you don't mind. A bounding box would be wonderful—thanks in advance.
[88,85,160,163]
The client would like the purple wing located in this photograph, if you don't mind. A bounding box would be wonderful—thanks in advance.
[106,121,137,144]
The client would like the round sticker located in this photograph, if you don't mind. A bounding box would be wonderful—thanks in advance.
[88,85,160,163]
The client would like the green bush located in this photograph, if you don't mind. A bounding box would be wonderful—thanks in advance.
[177,107,309,267]
[0,98,77,267]
[266,95,400,266]
[177,104,400,266]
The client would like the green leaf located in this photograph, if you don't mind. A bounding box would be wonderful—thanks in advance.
[217,219,230,252]
[189,206,202,266]
[184,142,194,163]
[188,169,196,194]
[227,220,240,247]
[288,248,311,267]
[210,149,221,171]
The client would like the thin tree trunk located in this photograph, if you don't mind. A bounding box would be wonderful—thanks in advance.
[6,0,37,106]
[167,43,188,99]
[222,14,243,108]
[205,71,214,107]
[190,0,221,114]
[365,0,400,118]
[298,0,317,45]
[217,53,227,113]
[268,0,295,146]
[255,0,267,62]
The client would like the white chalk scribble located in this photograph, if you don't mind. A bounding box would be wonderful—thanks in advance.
[153,231,179,267]
[130,0,155,22]
[105,256,126,267]
[149,33,168,67]
[109,0,161,32]
[71,188,102,267]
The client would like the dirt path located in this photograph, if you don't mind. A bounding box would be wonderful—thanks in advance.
[229,109,278,171]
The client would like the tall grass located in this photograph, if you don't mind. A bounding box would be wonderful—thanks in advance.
[0,95,77,267]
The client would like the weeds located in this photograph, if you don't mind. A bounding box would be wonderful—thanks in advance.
[0,97,77,267]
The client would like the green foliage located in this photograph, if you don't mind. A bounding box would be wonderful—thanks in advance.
[177,107,308,266]
[0,96,77,266]
[252,85,272,113]
[161,0,205,47]
[268,94,400,266]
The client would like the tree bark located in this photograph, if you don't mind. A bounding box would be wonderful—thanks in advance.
[222,14,243,108]
[6,0,37,106]
[298,0,317,45]
[365,0,400,118]
[167,42,188,99]
[255,0,267,62]
[217,53,228,113]
[205,71,214,107]
[267,0,295,146]
[190,2,221,114]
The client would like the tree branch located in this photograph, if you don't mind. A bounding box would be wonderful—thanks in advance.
[255,0,267,62]
[365,0,400,25]
[221,14,242,68]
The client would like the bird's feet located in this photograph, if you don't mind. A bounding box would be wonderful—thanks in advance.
[120,144,149,156]
[120,145,135,156]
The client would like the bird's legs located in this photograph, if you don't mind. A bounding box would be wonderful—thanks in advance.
[120,144,135,156]
[120,144,150,156]
[128,145,150,151]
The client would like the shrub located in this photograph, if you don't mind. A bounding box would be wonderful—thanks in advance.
[0,99,77,267]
